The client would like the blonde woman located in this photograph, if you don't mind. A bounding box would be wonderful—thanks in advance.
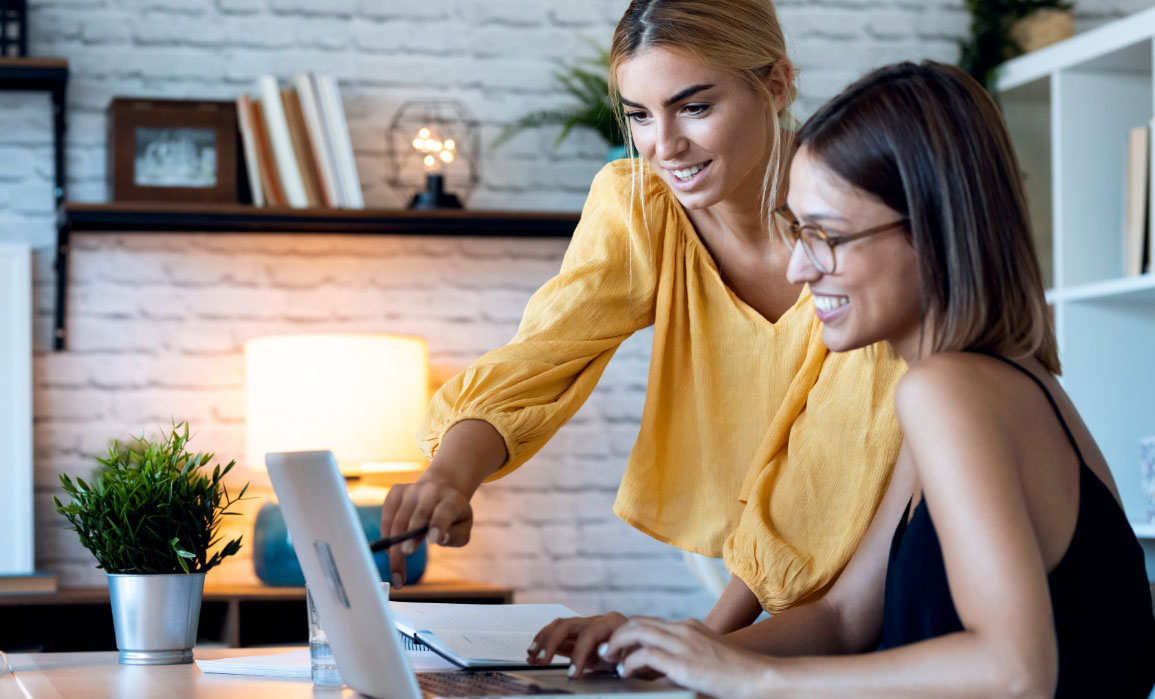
[381,0,904,647]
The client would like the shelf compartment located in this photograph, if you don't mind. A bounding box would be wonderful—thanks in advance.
[1055,51,1152,287]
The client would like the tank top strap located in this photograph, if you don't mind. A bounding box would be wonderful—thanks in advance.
[970,349,1087,465]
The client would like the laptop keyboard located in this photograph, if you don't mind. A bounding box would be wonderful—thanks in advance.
[417,671,572,697]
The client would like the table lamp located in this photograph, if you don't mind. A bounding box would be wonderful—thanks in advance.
[245,333,430,587]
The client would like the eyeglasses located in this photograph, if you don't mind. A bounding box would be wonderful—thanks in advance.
[774,205,908,274]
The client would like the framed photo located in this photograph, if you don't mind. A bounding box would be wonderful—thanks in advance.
[0,243,32,574]
[108,97,239,203]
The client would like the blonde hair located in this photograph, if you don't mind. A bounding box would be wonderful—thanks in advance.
[608,0,798,227]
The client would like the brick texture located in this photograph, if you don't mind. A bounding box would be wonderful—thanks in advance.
[1,0,1140,618]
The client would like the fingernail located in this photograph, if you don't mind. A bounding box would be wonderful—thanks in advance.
[598,642,609,658]
[402,540,416,555]
[427,527,442,545]
[616,663,625,677]
[535,649,545,661]
[392,573,403,589]
[527,641,538,654]
[441,530,450,545]
[567,665,577,677]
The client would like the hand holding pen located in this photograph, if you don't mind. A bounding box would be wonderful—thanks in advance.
[369,525,430,554]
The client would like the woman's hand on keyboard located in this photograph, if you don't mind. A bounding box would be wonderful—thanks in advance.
[526,612,629,678]
[601,617,769,698]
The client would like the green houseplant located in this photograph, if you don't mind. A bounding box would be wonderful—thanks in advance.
[55,422,249,665]
[960,0,1075,90]
[493,38,628,160]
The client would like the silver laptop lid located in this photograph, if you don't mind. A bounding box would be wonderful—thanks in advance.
[266,450,421,699]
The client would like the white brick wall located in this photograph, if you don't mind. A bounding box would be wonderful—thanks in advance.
[3,0,1147,618]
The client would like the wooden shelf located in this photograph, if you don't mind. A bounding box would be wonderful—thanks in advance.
[52,203,580,350]
[0,57,69,91]
[61,202,580,237]
[0,578,513,650]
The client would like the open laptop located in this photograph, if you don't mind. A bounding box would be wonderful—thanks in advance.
[265,450,694,699]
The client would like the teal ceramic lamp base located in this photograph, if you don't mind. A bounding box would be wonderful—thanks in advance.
[252,501,426,587]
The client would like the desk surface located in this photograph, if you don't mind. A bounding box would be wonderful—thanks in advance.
[0,648,335,699]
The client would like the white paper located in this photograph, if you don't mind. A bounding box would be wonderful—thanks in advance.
[420,630,543,664]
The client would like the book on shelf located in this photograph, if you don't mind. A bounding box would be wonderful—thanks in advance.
[0,572,58,595]
[248,97,286,207]
[389,601,577,669]
[256,75,309,208]
[281,87,325,208]
[235,93,265,207]
[235,73,361,209]
[1148,117,1155,275]
[1124,124,1149,277]
[315,73,364,209]
[293,72,341,208]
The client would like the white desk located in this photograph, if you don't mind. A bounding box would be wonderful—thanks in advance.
[0,647,348,698]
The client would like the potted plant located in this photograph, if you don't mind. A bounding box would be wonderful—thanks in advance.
[492,38,628,161]
[959,0,1075,91]
[54,422,248,665]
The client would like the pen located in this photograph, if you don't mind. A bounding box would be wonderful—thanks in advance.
[369,525,430,554]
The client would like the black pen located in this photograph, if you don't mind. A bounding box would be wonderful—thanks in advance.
[369,525,429,554]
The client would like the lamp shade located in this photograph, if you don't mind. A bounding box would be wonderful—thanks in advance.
[245,334,429,479]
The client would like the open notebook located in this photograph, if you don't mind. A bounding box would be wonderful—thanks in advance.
[389,602,580,669]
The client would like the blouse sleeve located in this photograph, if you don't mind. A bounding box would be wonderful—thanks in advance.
[418,162,662,480]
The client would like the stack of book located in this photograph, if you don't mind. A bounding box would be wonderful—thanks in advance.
[236,72,363,209]
[1123,123,1154,277]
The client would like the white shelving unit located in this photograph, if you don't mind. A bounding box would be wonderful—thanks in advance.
[997,8,1155,549]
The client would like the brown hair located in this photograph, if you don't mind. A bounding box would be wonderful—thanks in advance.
[608,0,797,221]
[796,61,1060,373]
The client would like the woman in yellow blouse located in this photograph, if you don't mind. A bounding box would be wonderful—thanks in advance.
[381,0,904,636]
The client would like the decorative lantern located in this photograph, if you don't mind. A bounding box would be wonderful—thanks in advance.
[386,99,479,210]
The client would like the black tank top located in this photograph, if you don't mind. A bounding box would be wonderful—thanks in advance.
[877,352,1155,698]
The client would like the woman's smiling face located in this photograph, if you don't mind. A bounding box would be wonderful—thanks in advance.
[615,46,775,212]
[784,146,924,359]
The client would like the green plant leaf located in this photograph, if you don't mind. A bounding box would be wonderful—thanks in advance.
[56,421,253,575]
[491,36,625,150]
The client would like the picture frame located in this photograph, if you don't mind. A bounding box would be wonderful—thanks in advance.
[108,97,239,203]
[0,243,33,574]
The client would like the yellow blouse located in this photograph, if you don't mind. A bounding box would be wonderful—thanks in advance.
[420,161,905,612]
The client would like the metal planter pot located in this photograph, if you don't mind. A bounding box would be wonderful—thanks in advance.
[107,573,205,665]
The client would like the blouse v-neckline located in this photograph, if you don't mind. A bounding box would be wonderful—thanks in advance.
[670,194,806,329]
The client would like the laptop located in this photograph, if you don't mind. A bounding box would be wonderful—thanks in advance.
[265,450,694,699]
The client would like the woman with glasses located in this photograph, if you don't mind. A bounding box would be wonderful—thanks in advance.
[587,61,1155,697]
[381,0,904,650]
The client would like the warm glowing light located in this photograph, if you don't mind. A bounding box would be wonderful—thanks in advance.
[431,141,443,152]
[439,150,453,163]
[444,139,455,151]
[411,138,423,150]
[417,127,430,139]
[424,154,436,167]
[245,334,429,481]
